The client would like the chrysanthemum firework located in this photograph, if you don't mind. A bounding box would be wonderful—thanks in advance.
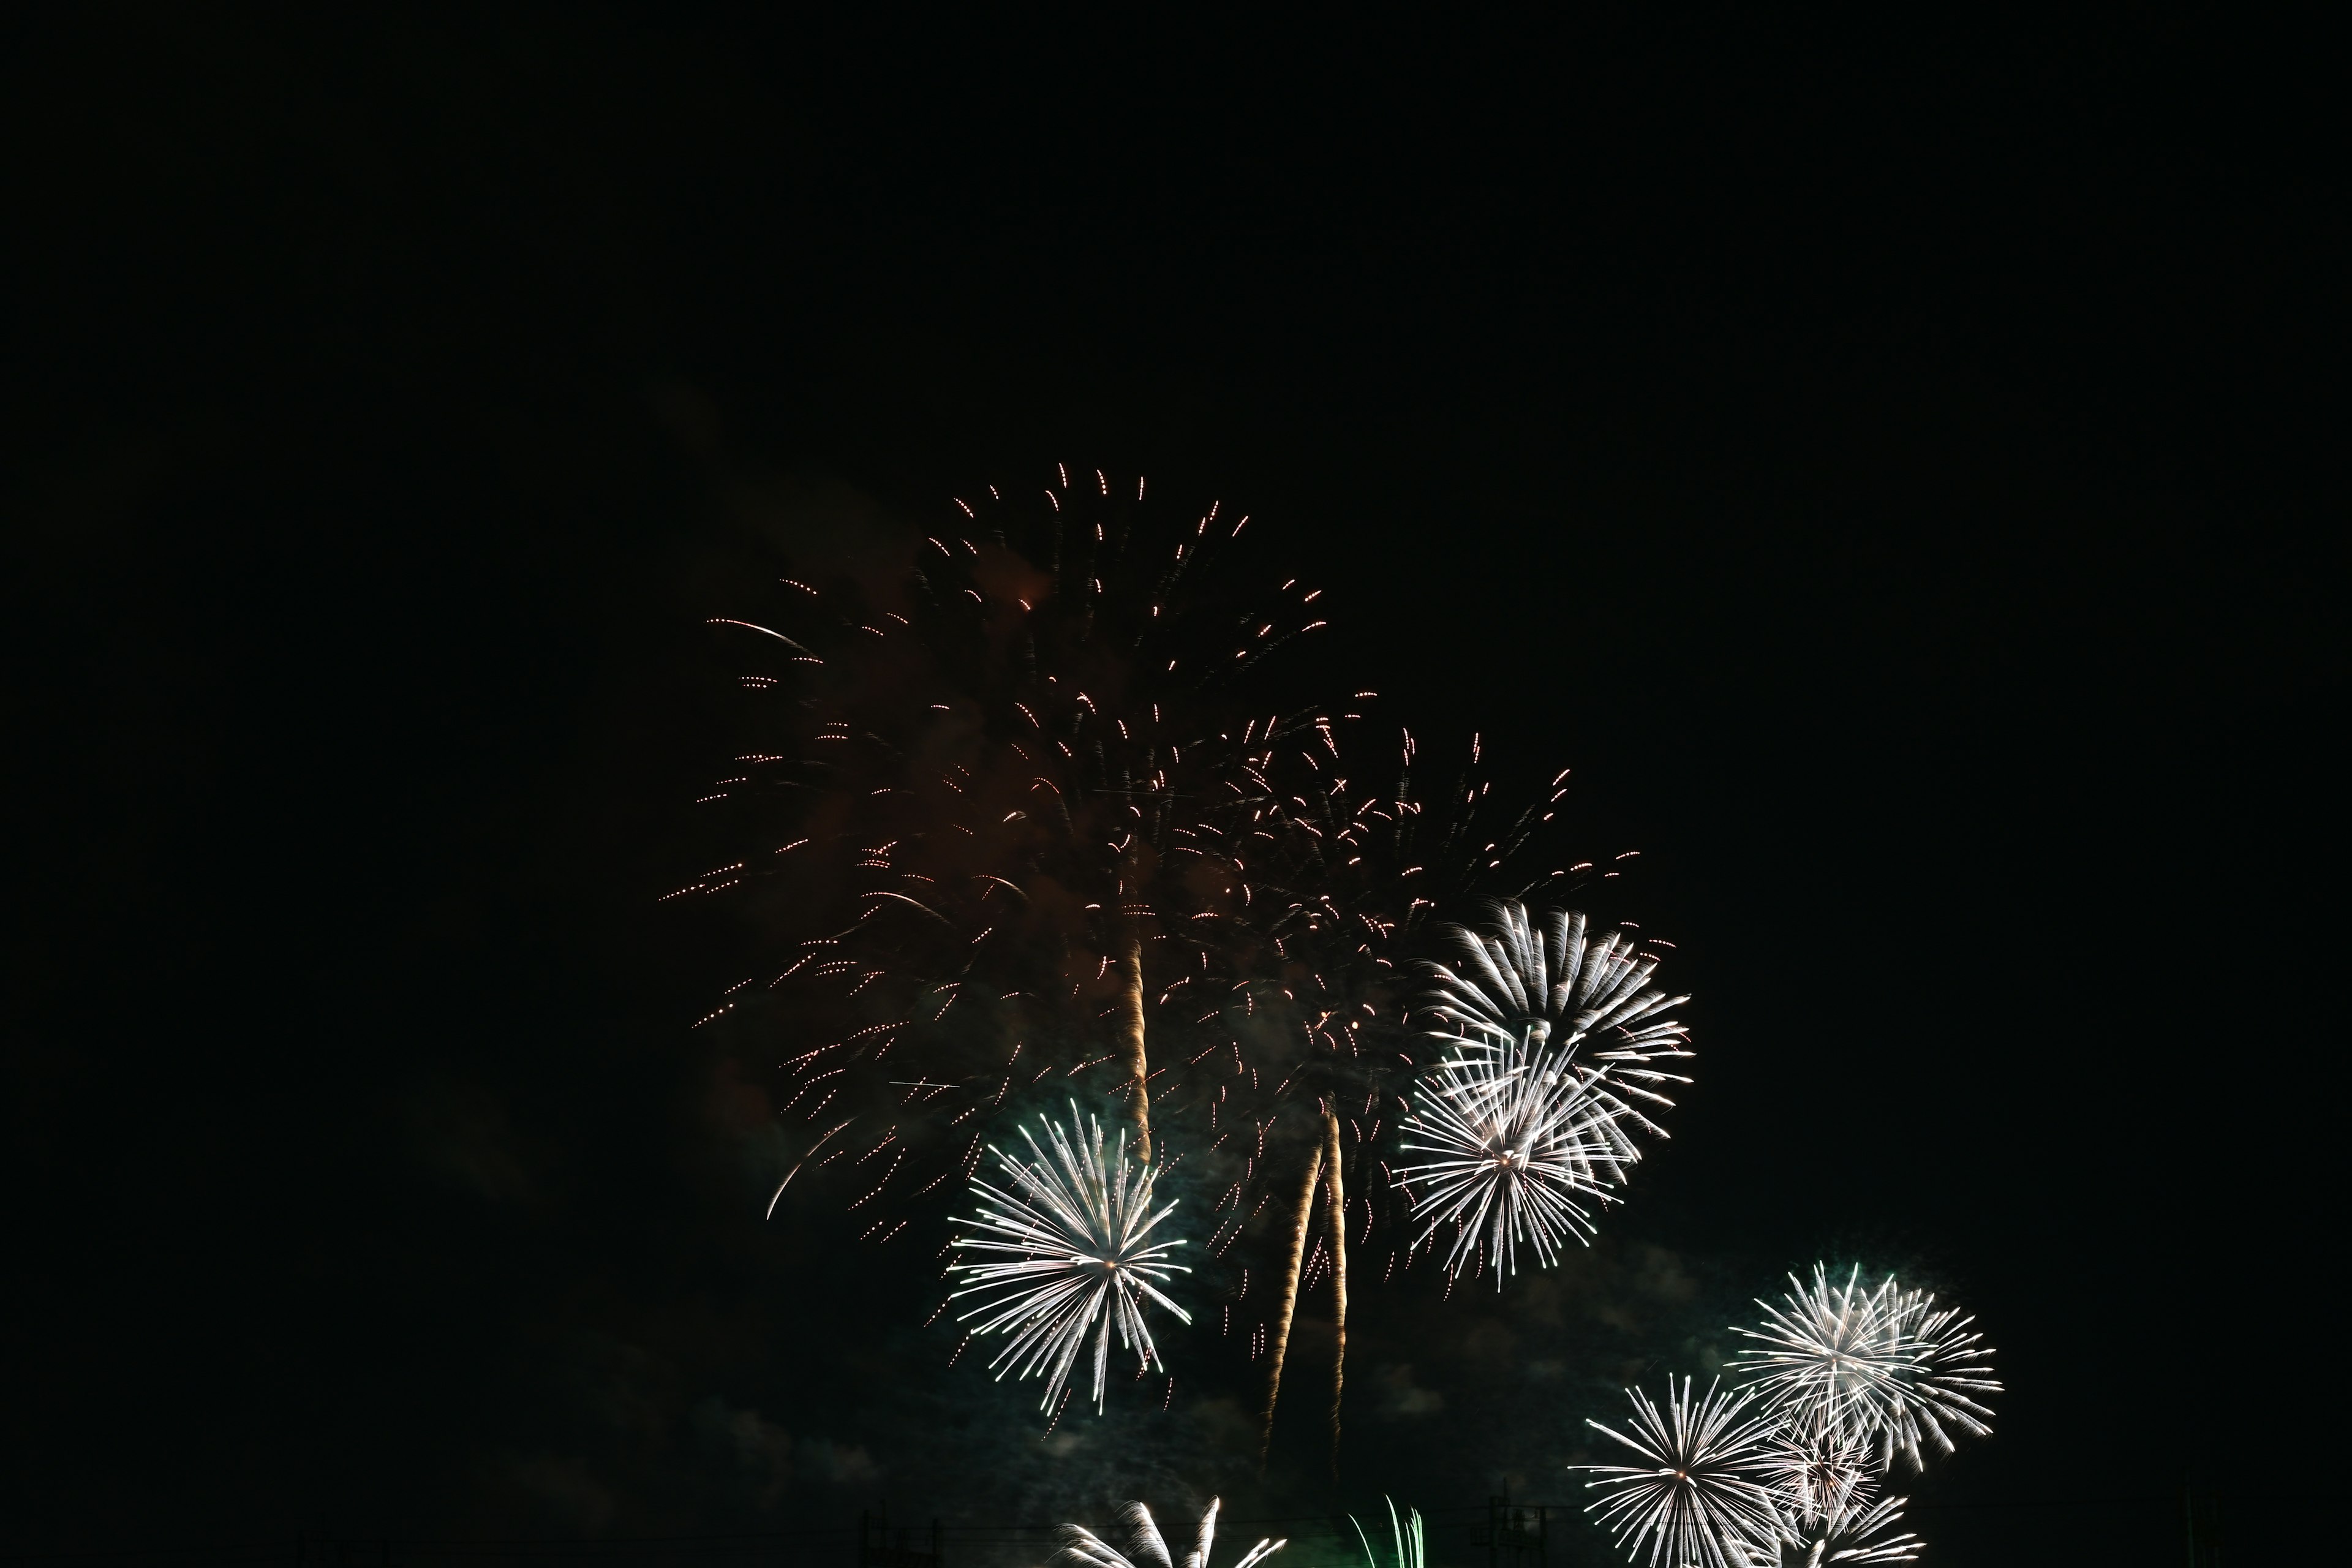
[1419,902,1692,1084]
[695,467,1665,1457]
[1732,1267,1910,1450]
[946,1102,1191,1412]
[1395,902,1690,1281]
[1880,1286,2000,1466]
[1394,1032,1639,1280]
[1575,1377,1781,1568]
[1732,1264,2001,1471]
[1759,1423,1879,1522]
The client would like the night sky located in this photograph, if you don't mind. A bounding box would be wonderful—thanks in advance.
[7,9,2344,1567]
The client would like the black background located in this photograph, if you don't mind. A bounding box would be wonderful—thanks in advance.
[6,7,2343,1565]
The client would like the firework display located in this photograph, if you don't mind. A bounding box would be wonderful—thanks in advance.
[695,467,1647,1430]
[1768,1491,1921,1566]
[1576,1270,1997,1567]
[685,464,2002,1562]
[946,1103,1191,1413]
[693,469,1341,1242]
[1175,734,1609,1454]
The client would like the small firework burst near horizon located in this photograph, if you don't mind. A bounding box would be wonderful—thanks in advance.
[946,1102,1191,1414]
[1396,902,1692,1281]
[1055,1498,1285,1568]
[1749,1423,1922,1564]
[1770,1492,1921,1565]
[1732,1264,2001,1472]
[1574,1378,1781,1568]
[1759,1477,1922,1565]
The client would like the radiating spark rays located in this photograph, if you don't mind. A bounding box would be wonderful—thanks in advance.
[1055,1499,1284,1568]
[703,464,1723,1458]
[1753,1487,1921,1566]
[1419,904,1692,1079]
[1186,726,1621,1329]
[1396,902,1688,1280]
[1731,1266,1910,1458]
[1732,1265,2001,1472]
[1751,1428,1921,1566]
[946,1102,1191,1412]
[1759,1425,1878,1525]
[1346,1500,1424,1568]
[1574,1378,1780,1568]
[1577,1273,1997,1564]
[1395,1032,1637,1278]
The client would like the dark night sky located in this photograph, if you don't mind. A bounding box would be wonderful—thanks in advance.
[5,8,2344,1566]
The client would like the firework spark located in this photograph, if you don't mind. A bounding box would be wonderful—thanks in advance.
[1057,1499,1285,1568]
[1396,1032,1638,1278]
[1575,1377,1781,1568]
[1420,903,1692,1076]
[1879,1287,2001,1467]
[1759,1424,1879,1524]
[1185,738,1615,1448]
[1348,1499,1425,1568]
[1255,1129,1323,1466]
[1733,1419,1920,1563]
[1732,1265,2000,1471]
[1732,1267,1910,1454]
[1397,903,1689,1281]
[947,1102,1191,1411]
[1753,1480,1921,1566]
[707,467,1343,1226]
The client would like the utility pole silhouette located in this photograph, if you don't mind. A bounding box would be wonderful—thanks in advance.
[1472,1494,1550,1568]
[2183,1482,2222,1568]
[859,1505,942,1568]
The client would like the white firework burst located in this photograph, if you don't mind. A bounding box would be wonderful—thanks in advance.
[1575,1377,1781,1568]
[1732,1267,1911,1450]
[1732,1264,2001,1471]
[1749,1428,1921,1565]
[1751,1482,1921,1566]
[1400,903,1692,1280]
[1760,1423,1879,1523]
[1396,1034,1642,1279]
[946,1102,1191,1412]
[1057,1499,1285,1568]
[1420,903,1694,1072]
[1882,1287,2000,1465]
